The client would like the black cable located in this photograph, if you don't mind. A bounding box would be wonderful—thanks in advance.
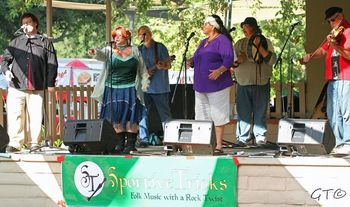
[171,33,193,119]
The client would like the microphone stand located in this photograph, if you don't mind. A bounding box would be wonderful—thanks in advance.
[108,42,114,125]
[42,37,49,148]
[171,35,191,119]
[28,35,61,152]
[288,57,294,118]
[274,23,298,118]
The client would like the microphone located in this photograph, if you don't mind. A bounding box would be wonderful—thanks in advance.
[140,33,146,43]
[25,34,47,43]
[186,32,195,41]
[290,21,301,28]
[229,27,236,33]
[34,34,46,42]
[14,25,25,36]
[106,40,115,44]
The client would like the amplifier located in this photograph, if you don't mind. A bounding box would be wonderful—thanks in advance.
[63,119,117,154]
[0,124,9,153]
[163,119,216,155]
[277,118,335,155]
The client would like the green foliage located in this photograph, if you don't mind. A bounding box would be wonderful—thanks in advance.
[54,139,63,148]
[132,0,232,71]
[227,0,306,84]
[0,0,306,85]
[269,0,306,83]
[52,8,107,57]
[0,0,23,51]
[0,0,111,57]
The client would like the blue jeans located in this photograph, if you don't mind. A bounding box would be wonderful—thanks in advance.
[139,93,171,142]
[236,83,270,142]
[327,80,350,146]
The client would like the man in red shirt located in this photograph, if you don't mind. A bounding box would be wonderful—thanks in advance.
[302,6,350,155]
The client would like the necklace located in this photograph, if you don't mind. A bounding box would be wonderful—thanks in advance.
[114,45,130,57]
[204,34,220,47]
[116,44,127,50]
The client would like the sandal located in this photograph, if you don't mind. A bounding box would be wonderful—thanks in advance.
[214,148,224,155]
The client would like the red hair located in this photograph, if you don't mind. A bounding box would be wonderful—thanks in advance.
[111,26,131,41]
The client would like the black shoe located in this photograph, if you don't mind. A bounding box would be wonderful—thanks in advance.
[124,132,137,154]
[137,141,149,148]
[29,144,41,153]
[115,145,124,154]
[123,146,137,155]
[115,132,126,154]
[6,146,21,153]
[214,148,224,155]
[256,140,266,147]
[232,140,247,148]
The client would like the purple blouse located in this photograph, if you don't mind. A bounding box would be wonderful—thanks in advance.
[192,34,234,93]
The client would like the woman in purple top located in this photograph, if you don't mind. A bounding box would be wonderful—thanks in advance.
[188,14,234,154]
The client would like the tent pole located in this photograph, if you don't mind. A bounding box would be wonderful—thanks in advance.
[106,0,111,42]
[46,0,53,37]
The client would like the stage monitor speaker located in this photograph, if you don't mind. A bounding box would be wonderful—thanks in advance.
[277,118,335,155]
[63,119,117,154]
[163,119,216,155]
[0,124,9,153]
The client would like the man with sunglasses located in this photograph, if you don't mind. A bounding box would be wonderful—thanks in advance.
[302,6,350,155]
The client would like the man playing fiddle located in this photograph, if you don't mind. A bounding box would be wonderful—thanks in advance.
[302,7,350,155]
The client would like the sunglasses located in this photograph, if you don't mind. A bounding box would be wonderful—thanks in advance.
[327,14,339,23]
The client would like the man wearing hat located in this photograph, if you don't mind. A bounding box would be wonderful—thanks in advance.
[302,6,350,155]
[232,17,277,147]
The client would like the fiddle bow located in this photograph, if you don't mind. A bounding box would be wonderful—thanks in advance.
[300,25,344,64]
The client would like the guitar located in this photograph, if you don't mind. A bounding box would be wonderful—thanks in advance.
[148,55,176,79]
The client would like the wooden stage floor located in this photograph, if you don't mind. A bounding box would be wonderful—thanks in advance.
[1,144,350,207]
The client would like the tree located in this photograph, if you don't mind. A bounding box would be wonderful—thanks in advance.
[0,0,108,57]
[0,0,305,84]
[0,0,230,57]
[266,0,306,83]
[130,0,306,83]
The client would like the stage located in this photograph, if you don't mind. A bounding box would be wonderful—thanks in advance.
[1,144,350,207]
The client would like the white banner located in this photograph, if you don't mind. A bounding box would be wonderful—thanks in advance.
[56,66,194,86]
[56,66,101,86]
[168,68,194,84]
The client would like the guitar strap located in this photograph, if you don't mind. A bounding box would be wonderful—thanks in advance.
[138,41,159,71]
[153,40,159,65]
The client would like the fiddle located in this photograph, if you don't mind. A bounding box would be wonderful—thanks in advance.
[300,25,345,65]
[247,33,268,63]
[329,25,344,44]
